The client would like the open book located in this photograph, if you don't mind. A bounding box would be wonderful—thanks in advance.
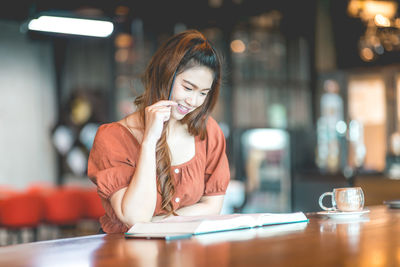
[125,212,308,240]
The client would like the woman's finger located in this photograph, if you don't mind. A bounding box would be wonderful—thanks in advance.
[147,106,171,113]
[151,100,177,107]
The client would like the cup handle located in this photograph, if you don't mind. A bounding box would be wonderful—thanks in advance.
[319,192,335,211]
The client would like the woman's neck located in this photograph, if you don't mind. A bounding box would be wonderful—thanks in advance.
[167,118,188,136]
[167,117,179,131]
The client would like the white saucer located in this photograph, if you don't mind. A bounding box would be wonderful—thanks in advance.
[317,209,370,219]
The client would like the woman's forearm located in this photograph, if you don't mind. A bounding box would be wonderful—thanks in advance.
[120,140,158,224]
[151,195,225,221]
[151,204,216,222]
[175,202,221,216]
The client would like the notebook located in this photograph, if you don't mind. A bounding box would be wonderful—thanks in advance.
[125,212,308,240]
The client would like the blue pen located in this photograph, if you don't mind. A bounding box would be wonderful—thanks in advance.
[168,71,177,100]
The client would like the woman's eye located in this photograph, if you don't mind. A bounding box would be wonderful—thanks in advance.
[200,92,208,96]
[184,86,192,91]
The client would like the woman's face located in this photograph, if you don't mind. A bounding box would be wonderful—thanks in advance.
[169,65,213,121]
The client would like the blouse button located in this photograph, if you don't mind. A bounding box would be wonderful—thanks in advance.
[175,197,180,203]
[174,168,180,174]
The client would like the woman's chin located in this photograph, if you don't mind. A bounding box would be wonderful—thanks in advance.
[170,113,184,121]
[171,111,189,121]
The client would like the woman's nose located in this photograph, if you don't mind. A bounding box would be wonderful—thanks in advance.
[185,94,197,107]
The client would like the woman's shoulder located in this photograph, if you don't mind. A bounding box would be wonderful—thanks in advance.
[202,116,227,151]
[206,116,218,128]
[94,120,140,147]
[205,116,224,137]
[98,112,141,137]
[91,121,140,160]
[96,122,127,138]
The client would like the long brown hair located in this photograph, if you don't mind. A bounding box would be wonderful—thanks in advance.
[134,30,222,215]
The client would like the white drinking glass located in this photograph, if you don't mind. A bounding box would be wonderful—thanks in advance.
[318,187,364,212]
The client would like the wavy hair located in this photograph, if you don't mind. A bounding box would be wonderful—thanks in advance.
[134,30,222,215]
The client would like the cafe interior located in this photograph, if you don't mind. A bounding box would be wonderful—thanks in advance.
[0,0,399,250]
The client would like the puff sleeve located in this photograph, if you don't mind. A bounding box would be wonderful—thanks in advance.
[87,123,138,200]
[203,118,230,196]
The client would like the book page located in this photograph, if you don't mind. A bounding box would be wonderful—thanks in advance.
[159,214,261,234]
[128,220,201,234]
[127,212,307,235]
[195,215,256,234]
[246,212,308,226]
[128,214,257,235]
[158,214,244,223]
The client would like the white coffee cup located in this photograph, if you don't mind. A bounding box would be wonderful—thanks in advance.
[318,187,364,212]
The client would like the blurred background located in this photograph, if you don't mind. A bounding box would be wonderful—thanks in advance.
[1,0,400,244]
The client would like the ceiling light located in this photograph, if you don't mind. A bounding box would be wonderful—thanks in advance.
[28,15,114,38]
[374,14,391,27]
[348,0,397,21]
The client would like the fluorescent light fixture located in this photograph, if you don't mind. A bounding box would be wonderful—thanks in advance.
[28,15,114,37]
[244,129,288,151]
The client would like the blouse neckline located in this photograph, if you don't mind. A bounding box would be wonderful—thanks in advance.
[112,121,200,168]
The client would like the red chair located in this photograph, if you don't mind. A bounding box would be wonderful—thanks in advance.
[41,187,84,239]
[0,192,43,244]
[27,182,55,196]
[43,187,84,225]
[81,189,105,220]
[0,185,18,199]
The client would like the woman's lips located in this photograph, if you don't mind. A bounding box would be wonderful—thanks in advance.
[176,104,190,115]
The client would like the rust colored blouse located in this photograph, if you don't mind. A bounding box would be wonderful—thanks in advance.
[87,117,230,233]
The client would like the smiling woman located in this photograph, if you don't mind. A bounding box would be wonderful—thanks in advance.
[170,66,213,118]
[87,30,230,234]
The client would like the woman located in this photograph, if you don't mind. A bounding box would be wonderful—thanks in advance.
[88,30,230,233]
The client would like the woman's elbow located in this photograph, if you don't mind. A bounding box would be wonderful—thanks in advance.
[120,208,153,225]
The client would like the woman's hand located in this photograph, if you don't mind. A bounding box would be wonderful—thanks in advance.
[143,100,177,144]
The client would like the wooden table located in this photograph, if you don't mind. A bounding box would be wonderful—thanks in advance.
[0,205,399,267]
